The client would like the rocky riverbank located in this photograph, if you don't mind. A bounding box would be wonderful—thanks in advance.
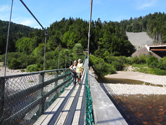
[104,71,166,95]
[0,62,27,76]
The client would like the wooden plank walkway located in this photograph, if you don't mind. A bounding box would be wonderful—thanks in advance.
[34,58,129,125]
[34,61,87,125]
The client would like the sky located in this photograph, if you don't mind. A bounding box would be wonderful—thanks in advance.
[0,0,166,29]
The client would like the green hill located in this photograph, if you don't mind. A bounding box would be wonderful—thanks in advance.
[0,17,134,73]
[0,20,34,54]
[1,12,166,76]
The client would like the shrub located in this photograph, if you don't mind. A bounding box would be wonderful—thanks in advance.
[111,51,121,56]
[0,54,5,62]
[125,57,132,64]
[146,56,158,66]
[149,61,158,68]
[90,55,115,76]
[131,56,140,64]
[2,52,37,69]
[157,58,166,70]
[106,56,117,64]
[111,61,124,71]
[46,59,57,70]
[27,55,36,65]
[36,56,44,65]
[26,64,38,72]
[139,54,147,63]
[109,67,116,74]
[152,68,166,75]
[8,58,21,69]
[20,69,25,72]
[117,56,126,64]
[45,51,54,60]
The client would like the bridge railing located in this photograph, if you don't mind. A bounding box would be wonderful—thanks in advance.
[0,68,72,125]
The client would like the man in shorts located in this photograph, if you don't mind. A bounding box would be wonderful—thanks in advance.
[76,59,83,85]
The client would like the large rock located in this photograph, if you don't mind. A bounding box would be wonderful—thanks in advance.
[132,47,161,59]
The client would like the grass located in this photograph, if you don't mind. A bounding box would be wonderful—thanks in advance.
[130,63,166,75]
[20,69,25,72]
[29,80,34,83]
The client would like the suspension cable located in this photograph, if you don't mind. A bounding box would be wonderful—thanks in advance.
[20,0,72,65]
[65,55,66,69]
[4,0,14,77]
[58,48,60,69]
[43,31,48,70]
[87,0,93,78]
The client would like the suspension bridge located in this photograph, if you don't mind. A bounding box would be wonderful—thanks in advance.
[0,0,128,124]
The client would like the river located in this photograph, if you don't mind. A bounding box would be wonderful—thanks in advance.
[97,77,166,125]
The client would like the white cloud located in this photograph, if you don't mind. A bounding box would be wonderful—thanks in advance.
[33,26,42,29]
[0,5,10,20]
[20,19,35,26]
[11,17,40,28]
[139,3,152,9]
[0,5,10,12]
[136,0,157,10]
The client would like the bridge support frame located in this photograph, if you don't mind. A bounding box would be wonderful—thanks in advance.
[0,77,5,124]
[38,72,45,114]
[55,71,58,98]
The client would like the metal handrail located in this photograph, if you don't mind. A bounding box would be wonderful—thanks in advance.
[0,68,69,79]
[0,68,72,125]
[5,72,71,107]
[3,76,72,124]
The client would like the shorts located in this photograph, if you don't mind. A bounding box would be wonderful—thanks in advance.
[77,73,82,78]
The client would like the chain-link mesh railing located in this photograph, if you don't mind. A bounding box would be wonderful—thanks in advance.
[85,69,94,125]
[0,68,72,125]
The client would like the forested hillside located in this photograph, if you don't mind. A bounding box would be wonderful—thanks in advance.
[45,17,134,56]
[1,13,166,76]
[119,12,166,43]
[0,20,34,54]
[0,18,134,56]
[0,17,134,73]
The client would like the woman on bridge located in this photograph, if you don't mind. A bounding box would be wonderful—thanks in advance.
[76,59,84,85]
[70,60,77,84]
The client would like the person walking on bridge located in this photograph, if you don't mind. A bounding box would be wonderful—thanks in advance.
[70,60,77,84]
[76,59,83,85]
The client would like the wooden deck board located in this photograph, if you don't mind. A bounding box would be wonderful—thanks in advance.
[72,97,82,125]
[55,85,79,124]
[72,86,84,124]
[41,85,74,125]
[72,111,80,125]
[34,84,73,125]
[55,97,74,125]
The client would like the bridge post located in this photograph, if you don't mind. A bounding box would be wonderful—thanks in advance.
[54,71,58,100]
[55,71,58,87]
[63,69,66,82]
[38,72,45,114]
[0,77,5,124]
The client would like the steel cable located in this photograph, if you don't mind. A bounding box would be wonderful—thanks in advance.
[20,0,72,63]
[4,0,14,77]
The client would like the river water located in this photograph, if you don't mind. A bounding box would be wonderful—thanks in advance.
[97,77,166,125]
